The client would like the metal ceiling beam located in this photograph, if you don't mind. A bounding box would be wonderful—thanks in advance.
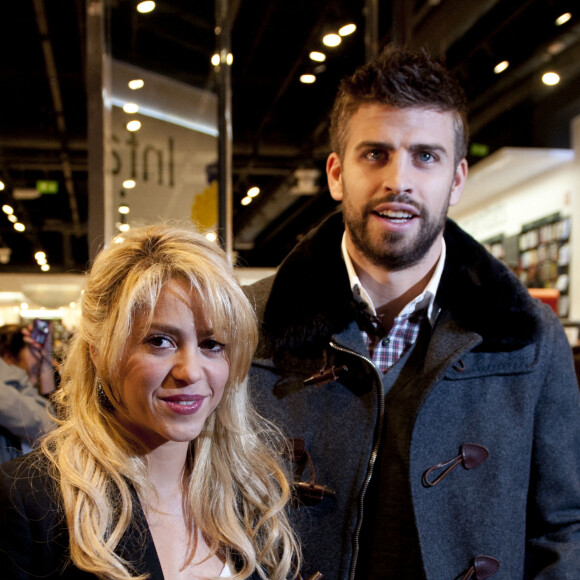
[33,0,82,238]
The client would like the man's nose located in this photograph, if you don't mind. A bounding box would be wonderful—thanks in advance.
[382,152,412,194]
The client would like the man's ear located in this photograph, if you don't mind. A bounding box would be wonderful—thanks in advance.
[326,152,344,201]
[449,158,468,207]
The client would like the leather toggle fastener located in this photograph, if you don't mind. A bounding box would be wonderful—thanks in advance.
[422,443,489,487]
[460,555,500,579]
[304,349,348,387]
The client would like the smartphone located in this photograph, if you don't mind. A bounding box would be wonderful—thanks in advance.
[30,319,50,346]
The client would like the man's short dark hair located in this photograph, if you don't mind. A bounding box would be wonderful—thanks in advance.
[329,44,469,165]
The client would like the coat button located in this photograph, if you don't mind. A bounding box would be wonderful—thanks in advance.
[422,443,490,487]
[461,555,500,579]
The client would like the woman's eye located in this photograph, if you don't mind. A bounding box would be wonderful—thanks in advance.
[200,339,226,353]
[147,335,174,349]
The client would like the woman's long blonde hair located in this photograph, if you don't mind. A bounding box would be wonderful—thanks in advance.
[41,223,299,579]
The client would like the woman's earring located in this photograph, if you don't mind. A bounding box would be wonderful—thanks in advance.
[97,377,115,411]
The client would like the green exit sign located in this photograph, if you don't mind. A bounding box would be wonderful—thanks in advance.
[36,180,59,194]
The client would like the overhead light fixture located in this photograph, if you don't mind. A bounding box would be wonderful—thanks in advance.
[323,33,341,47]
[34,251,46,262]
[41,264,50,272]
[123,179,136,189]
[542,71,560,86]
[7,214,17,223]
[494,60,509,74]
[555,12,571,26]
[123,103,139,114]
[126,120,142,132]
[205,232,217,242]
[338,24,356,36]
[211,53,220,67]
[128,79,144,90]
[118,204,130,215]
[2,204,13,215]
[14,222,25,232]
[247,186,260,197]
[309,51,326,62]
[119,223,130,232]
[137,1,155,14]
[241,196,252,206]
[0,181,4,191]
[300,74,316,84]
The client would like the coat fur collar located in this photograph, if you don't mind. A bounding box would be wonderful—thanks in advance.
[258,210,540,356]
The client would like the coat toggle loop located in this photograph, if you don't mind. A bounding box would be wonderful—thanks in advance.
[422,443,489,487]
[304,349,348,387]
[460,555,500,579]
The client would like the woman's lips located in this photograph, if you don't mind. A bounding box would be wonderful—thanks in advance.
[161,394,206,415]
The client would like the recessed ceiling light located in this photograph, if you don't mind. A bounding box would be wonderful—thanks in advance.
[309,51,326,62]
[494,60,509,74]
[123,179,136,189]
[126,120,142,132]
[137,1,155,14]
[555,12,571,26]
[241,196,252,206]
[300,74,316,84]
[338,24,356,36]
[247,186,260,197]
[542,71,560,86]
[123,103,139,114]
[128,79,144,90]
[323,33,341,47]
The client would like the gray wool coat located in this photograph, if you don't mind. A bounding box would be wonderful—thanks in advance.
[245,211,580,580]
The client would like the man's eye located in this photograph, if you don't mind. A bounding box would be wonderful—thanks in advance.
[365,149,385,161]
[418,151,434,162]
[200,339,226,353]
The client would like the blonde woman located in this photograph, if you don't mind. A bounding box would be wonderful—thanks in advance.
[0,224,300,579]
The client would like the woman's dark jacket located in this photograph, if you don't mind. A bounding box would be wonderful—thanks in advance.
[0,451,258,579]
[245,210,580,579]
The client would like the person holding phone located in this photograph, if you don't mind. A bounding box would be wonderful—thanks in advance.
[0,323,56,462]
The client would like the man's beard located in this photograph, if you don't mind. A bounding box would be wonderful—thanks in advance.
[343,191,451,272]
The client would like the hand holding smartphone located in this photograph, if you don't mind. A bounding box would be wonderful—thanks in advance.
[30,319,50,346]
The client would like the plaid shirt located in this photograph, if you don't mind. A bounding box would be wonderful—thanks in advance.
[342,235,445,373]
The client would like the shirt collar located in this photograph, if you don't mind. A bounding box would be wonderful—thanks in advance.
[341,233,445,326]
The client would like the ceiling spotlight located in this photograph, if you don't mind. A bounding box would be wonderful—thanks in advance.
[555,12,571,26]
[309,51,326,62]
[241,196,252,206]
[123,103,139,114]
[205,232,217,242]
[128,79,144,90]
[41,264,50,272]
[494,60,509,74]
[119,223,131,232]
[211,53,220,67]
[226,53,233,65]
[323,33,341,47]
[118,204,130,215]
[126,120,142,132]
[123,179,136,189]
[300,74,316,84]
[14,222,25,232]
[34,251,46,262]
[2,204,13,215]
[338,24,356,36]
[0,181,4,191]
[7,214,17,223]
[542,71,560,86]
[137,1,155,14]
[247,186,260,197]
